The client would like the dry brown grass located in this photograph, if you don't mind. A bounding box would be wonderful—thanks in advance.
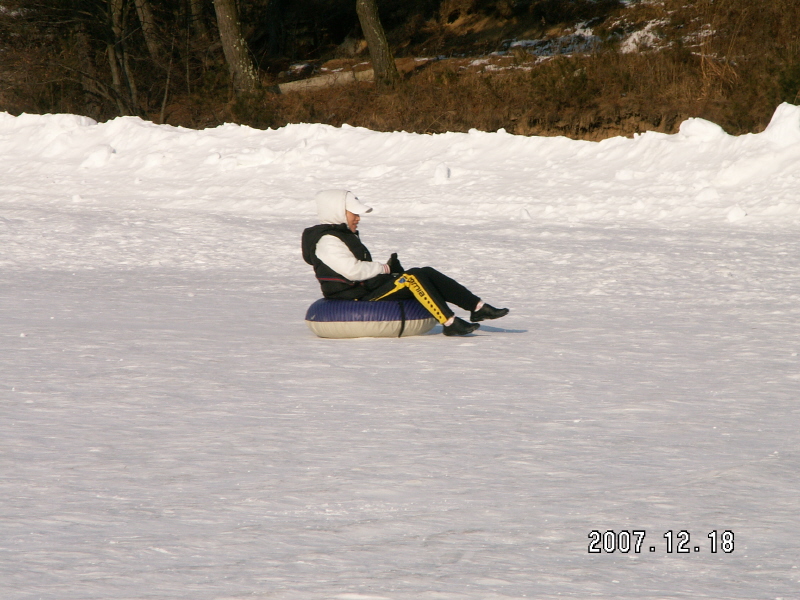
[223,47,756,140]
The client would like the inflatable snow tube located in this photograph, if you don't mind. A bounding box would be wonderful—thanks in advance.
[305,298,437,339]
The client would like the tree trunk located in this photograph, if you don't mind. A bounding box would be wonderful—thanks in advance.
[188,0,208,39]
[356,0,399,87]
[133,0,161,59]
[107,0,137,114]
[212,0,258,93]
[106,42,129,114]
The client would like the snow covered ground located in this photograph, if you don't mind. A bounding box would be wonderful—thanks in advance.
[2,106,800,599]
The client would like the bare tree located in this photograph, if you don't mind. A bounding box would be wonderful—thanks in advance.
[356,0,399,87]
[212,0,259,93]
[107,0,139,114]
[133,0,161,59]
[188,0,208,39]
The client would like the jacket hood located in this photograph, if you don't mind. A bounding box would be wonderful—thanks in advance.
[315,189,372,224]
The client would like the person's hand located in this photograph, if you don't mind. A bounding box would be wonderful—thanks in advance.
[388,252,404,274]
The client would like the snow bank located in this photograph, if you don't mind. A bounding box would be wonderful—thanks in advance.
[1,104,799,224]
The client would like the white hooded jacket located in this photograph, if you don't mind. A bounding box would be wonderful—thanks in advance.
[314,189,388,282]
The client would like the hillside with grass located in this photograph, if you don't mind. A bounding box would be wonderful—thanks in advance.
[2,0,799,139]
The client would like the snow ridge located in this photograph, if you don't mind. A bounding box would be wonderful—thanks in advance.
[2,104,799,224]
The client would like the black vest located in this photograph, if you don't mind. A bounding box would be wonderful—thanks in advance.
[302,224,386,299]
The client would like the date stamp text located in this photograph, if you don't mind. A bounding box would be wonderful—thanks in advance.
[588,530,734,554]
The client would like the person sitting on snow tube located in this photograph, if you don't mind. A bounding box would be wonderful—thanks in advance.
[301,189,509,336]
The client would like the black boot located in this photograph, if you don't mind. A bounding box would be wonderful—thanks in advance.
[443,317,480,336]
[470,303,509,322]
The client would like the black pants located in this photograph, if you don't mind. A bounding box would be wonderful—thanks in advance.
[363,267,480,320]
